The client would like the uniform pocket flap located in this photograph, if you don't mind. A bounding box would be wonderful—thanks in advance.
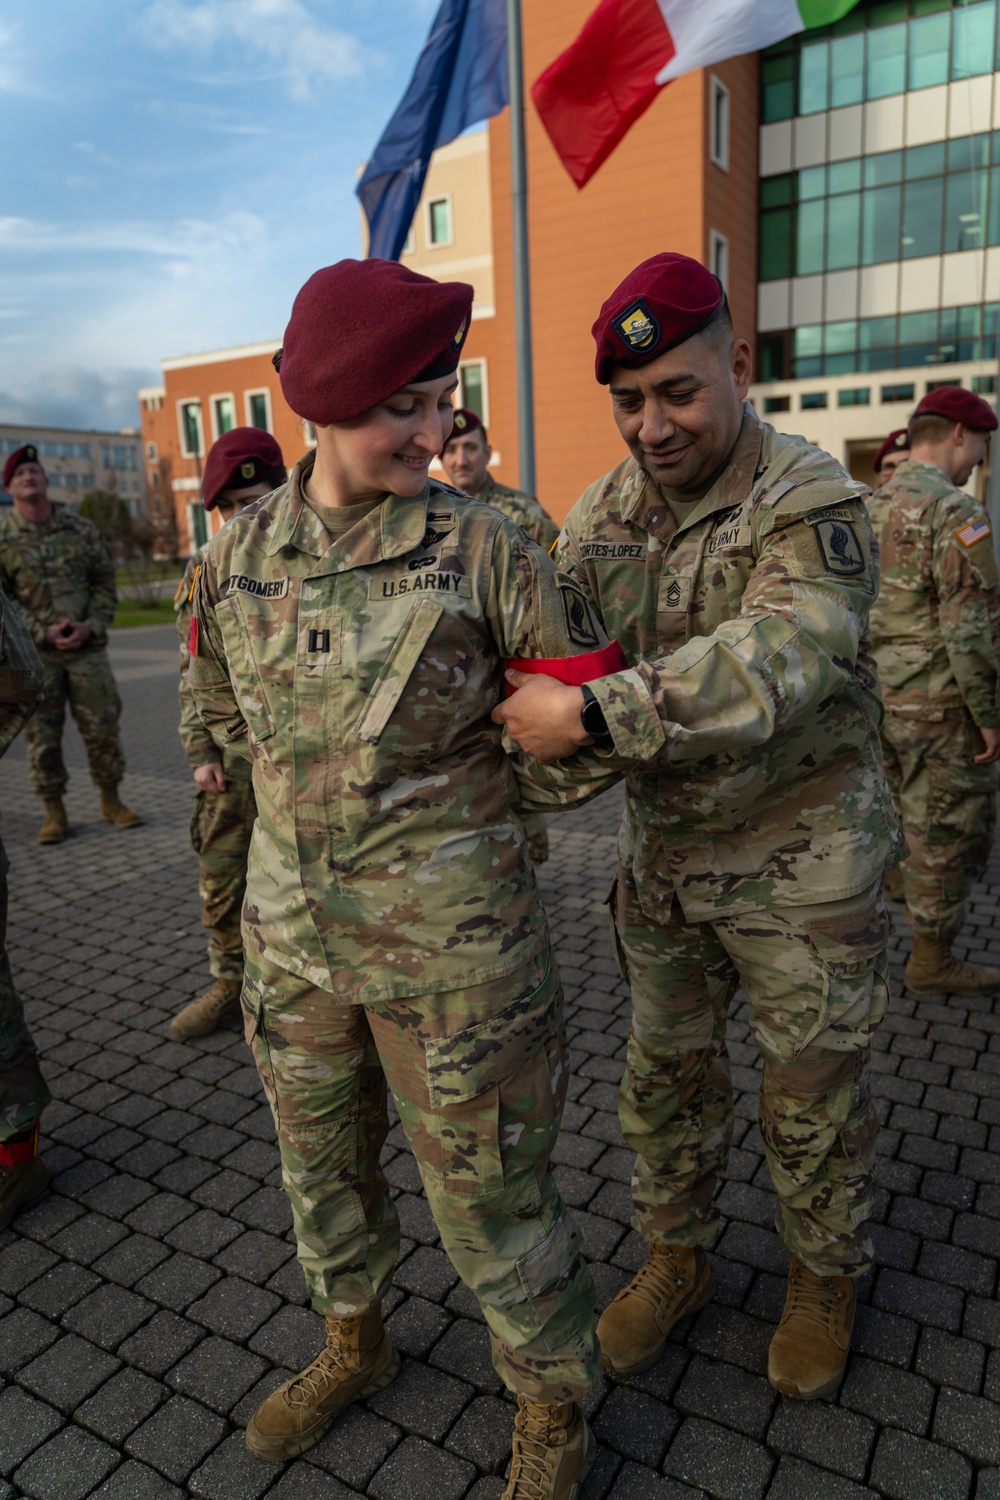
[425,980,557,1107]
[353,597,443,745]
[803,897,890,972]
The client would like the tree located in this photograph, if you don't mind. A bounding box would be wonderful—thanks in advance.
[80,490,133,553]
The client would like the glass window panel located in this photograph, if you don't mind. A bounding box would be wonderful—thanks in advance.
[761,174,794,207]
[799,166,826,200]
[797,198,826,274]
[828,158,862,195]
[838,388,871,407]
[760,207,794,280]
[799,39,829,114]
[429,198,451,243]
[248,393,269,430]
[830,32,864,108]
[762,52,796,123]
[957,305,983,340]
[945,170,987,253]
[985,165,1000,245]
[869,1,908,24]
[764,395,791,413]
[993,131,1000,162]
[865,150,903,188]
[939,306,959,342]
[794,326,823,359]
[897,342,939,365]
[824,354,857,375]
[902,176,944,257]
[862,184,901,265]
[459,363,485,418]
[899,310,938,344]
[793,357,823,378]
[860,315,898,351]
[213,396,235,435]
[953,0,995,79]
[825,320,858,355]
[801,392,828,409]
[867,22,906,98]
[827,192,861,269]
[909,12,950,90]
[882,382,916,401]
[905,142,946,180]
[759,334,790,382]
[948,134,990,173]
[973,375,997,394]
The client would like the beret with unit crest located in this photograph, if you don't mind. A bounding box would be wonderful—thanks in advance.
[592,253,726,385]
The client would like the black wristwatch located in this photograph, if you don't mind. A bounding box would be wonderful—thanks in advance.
[580,685,613,745]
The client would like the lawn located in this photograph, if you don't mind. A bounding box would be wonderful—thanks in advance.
[112,597,177,630]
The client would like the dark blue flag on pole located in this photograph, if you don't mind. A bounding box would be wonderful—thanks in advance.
[357,0,508,262]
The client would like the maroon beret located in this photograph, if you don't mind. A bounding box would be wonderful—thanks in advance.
[3,444,41,489]
[873,428,909,473]
[439,407,484,456]
[202,428,285,511]
[278,260,473,425]
[914,386,998,432]
[593,253,725,384]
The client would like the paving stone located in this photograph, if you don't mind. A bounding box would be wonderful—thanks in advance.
[166,1334,269,1413]
[308,1404,402,1489]
[268,1468,359,1499]
[88,1459,186,1499]
[187,1277,281,1342]
[0,1240,59,1295]
[594,1384,678,1467]
[767,1399,876,1481]
[19,1261,101,1320]
[427,1314,503,1394]
[75,1366,169,1445]
[187,1430,275,1500]
[915,1327,986,1393]
[61,1283,156,1351]
[686,1304,771,1376]
[964,1297,1000,1349]
[393,1245,460,1303]
[765,1456,875,1500]
[872,1269,963,1333]
[250,1303,324,1371]
[0,1305,60,1374]
[213,1228,294,1283]
[387,1294,452,1360]
[11,1425,120,1500]
[0,1384,64,1475]
[442,1392,512,1473]
[933,1389,1000,1466]
[674,1354,775,1439]
[840,1356,935,1436]
[869,1426,974,1500]
[135,1252,221,1312]
[47,1211,129,1266]
[368,1358,473,1441]
[662,1416,774,1500]
[367,1434,476,1500]
[125,1394,228,1484]
[117,1309,205,1378]
[851,1305,920,1369]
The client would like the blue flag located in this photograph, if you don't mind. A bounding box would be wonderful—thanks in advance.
[357,0,508,262]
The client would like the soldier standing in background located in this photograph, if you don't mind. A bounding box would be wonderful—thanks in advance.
[170,428,285,1040]
[0,445,141,843]
[868,386,1000,996]
[873,427,910,484]
[497,253,902,1403]
[0,580,49,1227]
[440,407,558,866]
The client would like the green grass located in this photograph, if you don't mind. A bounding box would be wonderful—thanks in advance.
[112,598,177,630]
[114,559,179,586]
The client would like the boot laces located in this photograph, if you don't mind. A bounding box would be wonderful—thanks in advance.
[202,984,239,1018]
[624,1245,690,1312]
[508,1402,565,1499]
[784,1263,847,1333]
[284,1323,355,1408]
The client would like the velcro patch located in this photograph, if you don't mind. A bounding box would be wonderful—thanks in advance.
[561,583,600,647]
[579,541,645,561]
[957,517,992,548]
[369,572,472,600]
[227,574,289,600]
[814,520,865,576]
[805,508,856,525]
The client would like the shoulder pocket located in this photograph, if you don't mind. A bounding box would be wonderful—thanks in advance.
[353,597,443,745]
[214,595,277,743]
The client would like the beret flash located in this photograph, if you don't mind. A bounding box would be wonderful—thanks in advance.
[3,444,41,489]
[873,428,909,473]
[202,427,285,511]
[913,385,998,433]
[593,253,725,385]
[278,259,473,425]
[440,407,484,456]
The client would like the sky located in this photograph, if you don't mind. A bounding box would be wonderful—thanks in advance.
[0,0,446,433]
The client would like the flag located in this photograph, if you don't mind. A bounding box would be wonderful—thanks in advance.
[532,0,862,188]
[357,0,508,262]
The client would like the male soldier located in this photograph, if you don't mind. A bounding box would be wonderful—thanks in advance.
[441,407,559,865]
[868,386,1000,995]
[497,253,902,1402]
[0,445,141,842]
[170,428,285,1040]
[0,580,49,1227]
[873,428,909,483]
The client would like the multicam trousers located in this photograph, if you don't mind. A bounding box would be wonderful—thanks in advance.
[610,870,890,1277]
[25,648,125,799]
[189,753,256,983]
[0,841,49,1141]
[242,947,600,1403]
[880,710,996,941]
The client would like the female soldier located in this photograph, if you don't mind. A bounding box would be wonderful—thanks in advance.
[187,259,614,1499]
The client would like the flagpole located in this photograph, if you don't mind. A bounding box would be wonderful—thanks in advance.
[506,0,535,496]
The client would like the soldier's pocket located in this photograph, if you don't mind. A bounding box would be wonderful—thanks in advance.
[424,969,562,1202]
[240,984,276,1107]
[215,596,277,743]
[189,791,209,855]
[798,894,890,1056]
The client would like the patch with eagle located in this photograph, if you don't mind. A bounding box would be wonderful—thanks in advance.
[814,519,865,577]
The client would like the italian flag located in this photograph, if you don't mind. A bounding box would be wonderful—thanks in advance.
[532,0,861,187]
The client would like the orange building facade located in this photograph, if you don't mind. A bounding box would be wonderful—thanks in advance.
[140,2,758,555]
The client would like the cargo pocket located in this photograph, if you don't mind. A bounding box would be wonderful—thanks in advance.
[515,1211,588,1352]
[215,596,277,743]
[189,791,207,856]
[239,981,276,1111]
[353,598,443,744]
[798,895,890,1056]
[604,872,629,981]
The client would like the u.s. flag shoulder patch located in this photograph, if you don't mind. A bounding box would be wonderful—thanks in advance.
[957,517,992,547]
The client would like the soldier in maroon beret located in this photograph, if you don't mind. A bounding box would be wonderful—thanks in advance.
[873,427,909,480]
[497,250,901,1403]
[869,385,1000,1000]
[184,259,617,1496]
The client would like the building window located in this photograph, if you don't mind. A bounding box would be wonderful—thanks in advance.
[144,394,163,412]
[41,442,58,457]
[188,502,208,549]
[709,230,729,291]
[926,378,962,392]
[761,299,1000,381]
[213,395,235,437]
[800,392,828,410]
[245,391,271,431]
[149,469,160,488]
[973,374,997,395]
[146,441,157,461]
[428,196,452,246]
[709,76,729,171]
[179,401,204,457]
[764,396,791,413]
[838,388,870,407]
[881,383,916,403]
[458,360,487,421]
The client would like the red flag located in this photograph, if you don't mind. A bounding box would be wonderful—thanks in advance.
[531,0,676,189]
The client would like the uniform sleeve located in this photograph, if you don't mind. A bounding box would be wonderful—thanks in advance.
[518,496,560,553]
[185,559,253,761]
[0,546,47,648]
[586,493,878,766]
[176,562,222,768]
[933,507,1000,727]
[486,519,607,659]
[83,525,118,644]
[0,584,44,758]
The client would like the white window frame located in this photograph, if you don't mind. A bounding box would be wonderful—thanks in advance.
[244,388,273,432]
[427,194,453,248]
[709,75,730,172]
[178,399,204,458]
[709,230,729,291]
[210,391,237,441]
[458,358,489,426]
[402,224,416,255]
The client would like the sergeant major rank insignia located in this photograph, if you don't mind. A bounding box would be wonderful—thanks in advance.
[615,298,660,353]
[814,520,865,577]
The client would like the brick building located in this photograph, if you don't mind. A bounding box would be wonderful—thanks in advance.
[0,423,145,512]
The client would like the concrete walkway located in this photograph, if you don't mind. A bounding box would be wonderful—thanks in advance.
[0,624,997,1500]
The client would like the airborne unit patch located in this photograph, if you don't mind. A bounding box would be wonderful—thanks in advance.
[815,520,865,576]
[614,299,660,353]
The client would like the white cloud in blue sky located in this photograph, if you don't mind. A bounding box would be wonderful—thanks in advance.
[0,0,442,431]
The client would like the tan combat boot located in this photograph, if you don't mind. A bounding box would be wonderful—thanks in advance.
[0,1129,49,1231]
[597,1244,714,1375]
[904,933,1000,997]
[883,865,905,902]
[503,1397,595,1500]
[99,785,143,830]
[768,1256,856,1400]
[170,979,242,1040]
[245,1304,399,1461]
[38,799,68,845]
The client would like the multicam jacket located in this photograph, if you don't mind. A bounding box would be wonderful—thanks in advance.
[867,459,1000,726]
[0,582,44,757]
[0,505,117,651]
[478,474,560,553]
[176,547,244,771]
[186,453,605,1003]
[527,405,901,921]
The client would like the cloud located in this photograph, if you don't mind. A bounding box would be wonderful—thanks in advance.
[0,210,266,259]
[0,366,158,432]
[140,0,368,101]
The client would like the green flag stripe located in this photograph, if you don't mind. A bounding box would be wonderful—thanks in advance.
[799,0,863,26]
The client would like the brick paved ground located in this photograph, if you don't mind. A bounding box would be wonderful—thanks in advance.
[1,623,998,1500]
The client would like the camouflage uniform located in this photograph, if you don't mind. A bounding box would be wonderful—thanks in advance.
[175,554,256,984]
[523,406,902,1276]
[0,585,49,1140]
[477,475,560,864]
[868,459,1000,940]
[187,455,603,1401]
[0,505,123,798]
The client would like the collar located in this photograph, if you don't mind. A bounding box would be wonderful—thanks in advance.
[623,404,764,541]
[265,450,434,569]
